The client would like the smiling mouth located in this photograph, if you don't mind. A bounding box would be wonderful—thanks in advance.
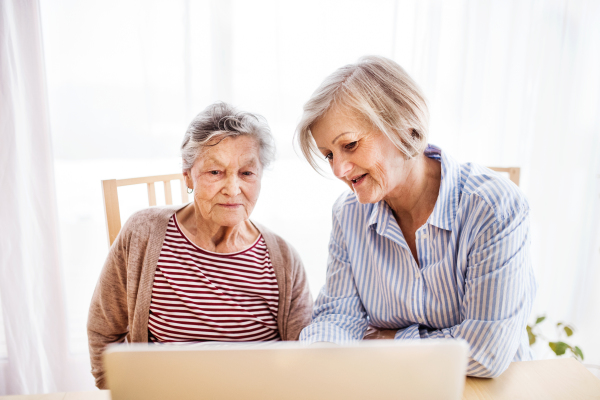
[351,174,368,185]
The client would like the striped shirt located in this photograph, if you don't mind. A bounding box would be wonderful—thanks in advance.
[300,144,537,378]
[148,215,280,343]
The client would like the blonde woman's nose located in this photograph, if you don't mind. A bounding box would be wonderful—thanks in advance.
[332,156,353,180]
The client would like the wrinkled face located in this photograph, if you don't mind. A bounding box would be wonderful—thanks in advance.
[183,136,262,227]
[311,106,410,204]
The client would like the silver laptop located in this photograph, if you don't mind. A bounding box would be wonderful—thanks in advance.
[104,340,468,400]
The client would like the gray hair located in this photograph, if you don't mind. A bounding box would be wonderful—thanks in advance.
[181,102,276,171]
[295,55,429,173]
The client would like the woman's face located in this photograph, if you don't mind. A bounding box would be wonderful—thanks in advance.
[184,136,262,227]
[311,106,410,204]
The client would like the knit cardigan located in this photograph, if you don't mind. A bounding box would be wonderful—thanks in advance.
[87,204,313,389]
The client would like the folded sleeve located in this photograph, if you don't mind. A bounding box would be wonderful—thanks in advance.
[412,206,536,378]
[299,211,369,343]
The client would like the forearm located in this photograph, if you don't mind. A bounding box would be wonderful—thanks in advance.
[87,328,127,389]
[417,316,528,377]
[284,249,314,341]
[87,228,131,388]
[442,207,535,377]
[300,317,369,344]
[392,324,421,340]
[87,283,129,388]
[300,296,369,344]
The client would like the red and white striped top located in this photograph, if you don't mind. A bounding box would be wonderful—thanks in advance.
[148,215,280,343]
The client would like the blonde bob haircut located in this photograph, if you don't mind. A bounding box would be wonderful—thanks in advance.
[295,55,429,173]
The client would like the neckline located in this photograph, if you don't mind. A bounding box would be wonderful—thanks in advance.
[172,213,262,256]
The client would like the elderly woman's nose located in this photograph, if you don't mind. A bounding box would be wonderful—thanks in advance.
[332,156,353,179]
[221,173,242,196]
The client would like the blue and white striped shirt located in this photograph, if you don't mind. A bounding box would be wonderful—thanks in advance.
[300,144,536,378]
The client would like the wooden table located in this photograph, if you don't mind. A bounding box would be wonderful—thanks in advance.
[462,358,600,399]
[2,358,599,399]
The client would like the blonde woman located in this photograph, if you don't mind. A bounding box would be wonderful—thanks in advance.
[296,56,536,378]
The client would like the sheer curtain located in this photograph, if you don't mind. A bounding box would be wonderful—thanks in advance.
[0,0,68,394]
[1,0,599,395]
[393,0,600,366]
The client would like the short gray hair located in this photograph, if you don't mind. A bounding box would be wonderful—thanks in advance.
[181,102,276,171]
[295,55,429,172]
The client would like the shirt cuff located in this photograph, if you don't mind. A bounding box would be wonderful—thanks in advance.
[299,321,361,345]
[394,323,421,340]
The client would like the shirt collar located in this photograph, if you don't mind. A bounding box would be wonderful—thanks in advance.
[367,200,407,248]
[366,144,460,233]
[425,144,460,231]
[367,200,388,235]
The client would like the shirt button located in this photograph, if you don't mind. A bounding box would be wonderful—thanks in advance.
[418,317,425,324]
[416,273,421,279]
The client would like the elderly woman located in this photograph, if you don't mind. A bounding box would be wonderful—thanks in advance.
[88,102,313,388]
[297,56,536,378]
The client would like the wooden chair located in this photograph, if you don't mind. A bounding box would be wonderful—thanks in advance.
[488,167,521,186]
[101,173,189,247]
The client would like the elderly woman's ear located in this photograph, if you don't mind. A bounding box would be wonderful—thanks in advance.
[183,171,193,191]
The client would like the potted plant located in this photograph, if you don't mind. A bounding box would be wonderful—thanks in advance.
[527,316,584,361]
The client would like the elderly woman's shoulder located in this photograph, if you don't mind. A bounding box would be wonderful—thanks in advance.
[120,205,182,233]
[252,221,303,264]
[460,163,529,223]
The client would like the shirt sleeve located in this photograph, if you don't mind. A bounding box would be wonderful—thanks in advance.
[299,210,369,343]
[393,324,421,339]
[406,205,536,378]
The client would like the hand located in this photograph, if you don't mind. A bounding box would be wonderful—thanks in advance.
[363,325,397,340]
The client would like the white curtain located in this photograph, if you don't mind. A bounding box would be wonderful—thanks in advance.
[0,0,68,395]
[1,0,599,395]
[392,0,600,366]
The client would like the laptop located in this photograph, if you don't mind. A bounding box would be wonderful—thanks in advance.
[104,339,468,400]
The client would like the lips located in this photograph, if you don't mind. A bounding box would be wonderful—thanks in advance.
[350,173,367,186]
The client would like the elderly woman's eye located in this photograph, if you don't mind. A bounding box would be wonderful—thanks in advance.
[345,141,358,150]
[209,170,220,175]
[242,171,253,176]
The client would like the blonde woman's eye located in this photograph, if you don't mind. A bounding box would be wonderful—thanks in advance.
[324,152,333,161]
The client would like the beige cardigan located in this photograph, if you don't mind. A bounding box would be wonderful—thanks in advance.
[87,204,313,389]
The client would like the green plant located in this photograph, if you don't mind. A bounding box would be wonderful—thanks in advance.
[527,315,584,361]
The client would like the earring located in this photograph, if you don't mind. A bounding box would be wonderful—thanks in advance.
[187,187,193,194]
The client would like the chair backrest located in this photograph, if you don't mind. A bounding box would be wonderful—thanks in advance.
[101,173,188,247]
[488,167,520,187]
[101,167,520,247]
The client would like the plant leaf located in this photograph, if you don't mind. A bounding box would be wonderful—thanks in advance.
[574,346,584,361]
[526,325,536,345]
[549,341,569,356]
[536,316,546,325]
[556,322,562,327]
[563,326,574,337]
